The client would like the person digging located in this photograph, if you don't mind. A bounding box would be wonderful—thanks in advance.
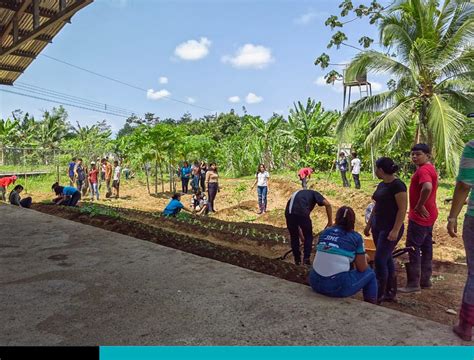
[285,189,332,266]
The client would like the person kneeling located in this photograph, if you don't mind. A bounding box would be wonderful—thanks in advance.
[9,185,32,208]
[309,206,378,304]
[52,182,81,207]
[191,190,209,215]
[163,193,193,217]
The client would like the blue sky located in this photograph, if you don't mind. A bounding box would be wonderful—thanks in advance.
[0,0,388,133]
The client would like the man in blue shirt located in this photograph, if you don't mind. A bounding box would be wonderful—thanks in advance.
[163,193,193,217]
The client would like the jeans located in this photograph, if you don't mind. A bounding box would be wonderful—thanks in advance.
[200,173,206,192]
[406,220,433,275]
[208,182,218,212]
[340,171,350,187]
[90,183,99,200]
[192,175,200,192]
[181,177,190,194]
[309,268,378,301]
[463,215,474,305]
[285,213,313,262]
[76,179,84,192]
[257,186,268,211]
[66,191,81,207]
[352,173,360,189]
[19,197,32,208]
[373,225,404,287]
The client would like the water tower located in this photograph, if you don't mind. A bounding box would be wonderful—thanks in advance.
[342,68,372,110]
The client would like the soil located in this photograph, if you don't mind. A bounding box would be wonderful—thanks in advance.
[32,202,467,327]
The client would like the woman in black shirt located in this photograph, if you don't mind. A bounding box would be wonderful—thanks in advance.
[364,157,407,303]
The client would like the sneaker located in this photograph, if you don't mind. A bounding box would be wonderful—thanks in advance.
[398,286,421,293]
[303,259,311,266]
[295,259,301,266]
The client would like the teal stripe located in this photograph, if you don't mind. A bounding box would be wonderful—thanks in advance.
[458,142,474,216]
[317,244,355,258]
[100,346,474,360]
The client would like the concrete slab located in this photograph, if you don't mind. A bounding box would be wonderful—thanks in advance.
[0,205,463,345]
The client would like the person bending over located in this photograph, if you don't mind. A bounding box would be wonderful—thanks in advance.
[52,182,81,207]
[309,206,378,304]
[285,189,332,265]
[163,193,193,217]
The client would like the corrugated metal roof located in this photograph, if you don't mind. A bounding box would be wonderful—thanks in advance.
[0,0,93,85]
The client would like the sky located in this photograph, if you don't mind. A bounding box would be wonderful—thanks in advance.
[0,0,389,134]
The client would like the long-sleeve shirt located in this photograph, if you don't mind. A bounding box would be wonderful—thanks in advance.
[205,171,219,185]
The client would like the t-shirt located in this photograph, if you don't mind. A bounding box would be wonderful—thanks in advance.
[163,199,184,216]
[205,171,219,184]
[408,162,438,226]
[0,176,16,188]
[181,166,191,179]
[75,164,85,181]
[285,190,325,217]
[113,166,121,181]
[372,179,407,230]
[9,190,21,206]
[89,169,99,184]
[68,162,76,177]
[105,163,113,180]
[298,168,313,179]
[63,186,78,196]
[313,226,365,277]
[338,158,348,172]
[458,140,474,217]
[351,158,361,175]
[257,171,269,187]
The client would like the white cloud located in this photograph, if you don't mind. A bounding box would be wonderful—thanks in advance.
[245,92,263,104]
[222,44,274,69]
[314,76,384,94]
[294,10,329,25]
[147,89,171,100]
[159,76,168,84]
[174,37,211,61]
[187,97,196,104]
[228,96,241,103]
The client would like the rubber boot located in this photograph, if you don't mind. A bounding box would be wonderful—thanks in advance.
[399,263,421,293]
[257,203,263,215]
[420,262,433,289]
[384,273,398,302]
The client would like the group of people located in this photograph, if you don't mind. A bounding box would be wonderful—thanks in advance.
[67,157,123,201]
[286,141,474,342]
[0,175,32,208]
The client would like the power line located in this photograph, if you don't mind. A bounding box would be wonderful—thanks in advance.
[14,82,136,116]
[40,54,215,112]
[0,88,135,118]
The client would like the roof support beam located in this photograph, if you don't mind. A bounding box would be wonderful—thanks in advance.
[11,49,36,59]
[0,0,34,46]
[0,0,93,58]
[0,1,56,19]
[0,64,24,73]
[33,0,40,29]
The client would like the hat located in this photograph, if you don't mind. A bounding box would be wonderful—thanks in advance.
[90,161,96,165]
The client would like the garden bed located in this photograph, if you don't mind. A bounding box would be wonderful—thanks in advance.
[32,203,467,327]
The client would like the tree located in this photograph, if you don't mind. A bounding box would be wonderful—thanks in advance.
[336,0,473,175]
[283,98,339,168]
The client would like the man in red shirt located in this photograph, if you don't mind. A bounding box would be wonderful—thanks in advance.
[400,144,438,293]
[298,167,313,189]
[0,175,17,201]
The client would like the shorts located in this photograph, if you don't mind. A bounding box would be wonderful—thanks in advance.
[112,180,120,189]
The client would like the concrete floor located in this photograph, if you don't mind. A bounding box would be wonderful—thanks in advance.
[0,205,463,345]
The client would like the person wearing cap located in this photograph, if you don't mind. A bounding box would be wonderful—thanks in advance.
[0,175,17,201]
[88,161,99,201]
[285,188,332,265]
[297,167,313,189]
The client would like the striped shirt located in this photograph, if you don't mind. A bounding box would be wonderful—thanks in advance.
[458,140,474,217]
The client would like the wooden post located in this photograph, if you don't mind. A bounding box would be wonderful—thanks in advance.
[371,145,376,179]
[23,149,27,193]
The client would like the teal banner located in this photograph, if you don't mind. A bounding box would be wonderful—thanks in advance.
[101,346,474,360]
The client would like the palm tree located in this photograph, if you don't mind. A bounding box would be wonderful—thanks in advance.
[337,0,473,174]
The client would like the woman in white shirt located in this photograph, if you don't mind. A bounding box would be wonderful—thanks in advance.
[251,164,270,214]
[351,152,361,189]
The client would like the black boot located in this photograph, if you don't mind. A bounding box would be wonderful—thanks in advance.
[399,263,421,293]
[384,273,398,302]
[420,262,433,289]
[377,277,387,304]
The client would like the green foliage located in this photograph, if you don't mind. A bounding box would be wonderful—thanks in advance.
[79,203,120,218]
